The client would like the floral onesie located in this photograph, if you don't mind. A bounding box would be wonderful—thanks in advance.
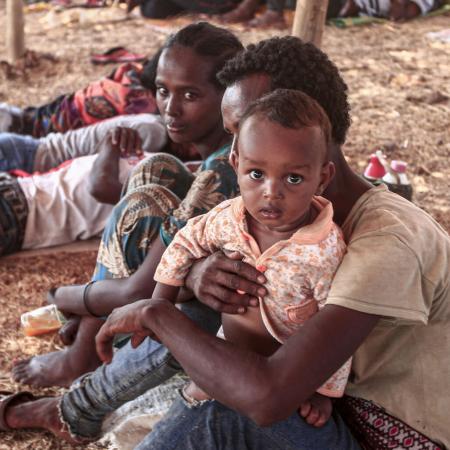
[155,195,350,397]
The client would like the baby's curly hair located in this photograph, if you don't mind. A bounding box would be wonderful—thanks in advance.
[217,36,350,145]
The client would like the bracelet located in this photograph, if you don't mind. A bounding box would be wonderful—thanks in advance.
[82,281,101,317]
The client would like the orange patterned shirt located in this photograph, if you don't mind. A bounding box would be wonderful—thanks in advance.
[155,196,349,397]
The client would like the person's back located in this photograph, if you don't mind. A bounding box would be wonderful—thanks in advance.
[327,185,450,445]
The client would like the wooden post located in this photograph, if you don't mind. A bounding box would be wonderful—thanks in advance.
[292,0,329,48]
[6,0,26,63]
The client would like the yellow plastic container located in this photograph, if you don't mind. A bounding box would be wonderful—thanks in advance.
[21,304,64,337]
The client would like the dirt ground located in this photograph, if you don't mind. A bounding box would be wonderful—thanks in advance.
[0,2,449,449]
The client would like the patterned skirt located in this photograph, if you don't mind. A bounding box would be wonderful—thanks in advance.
[0,173,28,256]
[337,396,442,450]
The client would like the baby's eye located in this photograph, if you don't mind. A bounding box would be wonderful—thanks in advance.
[249,170,263,180]
[287,174,303,185]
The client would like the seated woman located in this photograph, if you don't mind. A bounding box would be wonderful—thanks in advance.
[11,21,243,388]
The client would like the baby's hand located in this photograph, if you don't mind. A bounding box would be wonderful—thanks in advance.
[299,393,333,427]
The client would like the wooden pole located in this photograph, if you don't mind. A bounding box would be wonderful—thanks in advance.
[6,0,26,63]
[292,0,329,48]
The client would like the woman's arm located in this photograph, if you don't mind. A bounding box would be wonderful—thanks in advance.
[52,237,166,317]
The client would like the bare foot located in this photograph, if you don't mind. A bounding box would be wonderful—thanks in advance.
[5,396,90,444]
[248,10,287,29]
[299,393,333,428]
[217,0,259,23]
[12,348,101,388]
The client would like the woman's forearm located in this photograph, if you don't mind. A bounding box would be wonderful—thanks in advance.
[55,238,167,317]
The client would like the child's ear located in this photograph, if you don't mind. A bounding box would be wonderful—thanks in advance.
[315,161,335,196]
[230,142,239,172]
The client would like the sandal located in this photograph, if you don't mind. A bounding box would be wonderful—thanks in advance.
[0,391,36,431]
[90,47,146,65]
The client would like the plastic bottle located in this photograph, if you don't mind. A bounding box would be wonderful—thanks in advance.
[382,160,413,201]
[21,304,65,337]
[363,151,387,185]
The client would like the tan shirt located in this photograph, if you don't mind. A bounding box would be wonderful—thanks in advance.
[326,185,450,448]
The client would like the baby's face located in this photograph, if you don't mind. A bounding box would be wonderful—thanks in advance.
[234,116,331,234]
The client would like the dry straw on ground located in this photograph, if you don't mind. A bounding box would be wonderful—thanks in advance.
[0,3,449,448]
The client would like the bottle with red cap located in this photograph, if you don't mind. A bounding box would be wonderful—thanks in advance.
[382,160,413,201]
[363,151,387,185]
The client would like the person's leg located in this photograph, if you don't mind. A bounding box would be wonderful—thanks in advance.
[217,0,260,23]
[139,0,184,18]
[0,133,40,172]
[135,396,361,450]
[0,173,28,257]
[94,154,195,280]
[248,0,287,28]
[12,317,103,388]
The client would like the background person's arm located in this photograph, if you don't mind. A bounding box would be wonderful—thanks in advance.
[88,127,143,205]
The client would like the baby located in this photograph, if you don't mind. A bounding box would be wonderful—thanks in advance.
[153,89,350,426]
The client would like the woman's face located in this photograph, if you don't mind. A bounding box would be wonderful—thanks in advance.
[155,45,224,148]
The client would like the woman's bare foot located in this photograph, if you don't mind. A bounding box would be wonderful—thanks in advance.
[12,347,101,388]
[248,10,287,29]
[4,396,88,444]
[217,0,259,23]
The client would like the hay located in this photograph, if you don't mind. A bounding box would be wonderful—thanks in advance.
[0,250,108,449]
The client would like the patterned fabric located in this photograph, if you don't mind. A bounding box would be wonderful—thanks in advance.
[23,63,157,138]
[93,145,236,280]
[0,172,28,256]
[155,195,349,397]
[337,396,443,450]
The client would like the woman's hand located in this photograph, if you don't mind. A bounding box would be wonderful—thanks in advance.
[95,298,163,363]
[185,251,267,314]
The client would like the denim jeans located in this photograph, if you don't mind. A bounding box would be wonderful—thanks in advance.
[0,133,40,172]
[135,395,362,450]
[59,300,221,439]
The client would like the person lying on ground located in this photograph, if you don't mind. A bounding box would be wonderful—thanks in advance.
[122,0,240,19]
[2,35,449,450]
[0,125,166,257]
[338,0,443,20]
[11,21,243,388]
[151,88,351,427]
[0,113,165,173]
[218,0,288,28]
[217,0,347,27]
[0,61,158,137]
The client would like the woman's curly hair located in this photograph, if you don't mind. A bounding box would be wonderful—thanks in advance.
[218,36,351,145]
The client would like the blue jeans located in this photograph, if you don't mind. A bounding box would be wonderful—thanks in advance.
[136,395,361,450]
[0,133,39,172]
[59,300,221,439]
